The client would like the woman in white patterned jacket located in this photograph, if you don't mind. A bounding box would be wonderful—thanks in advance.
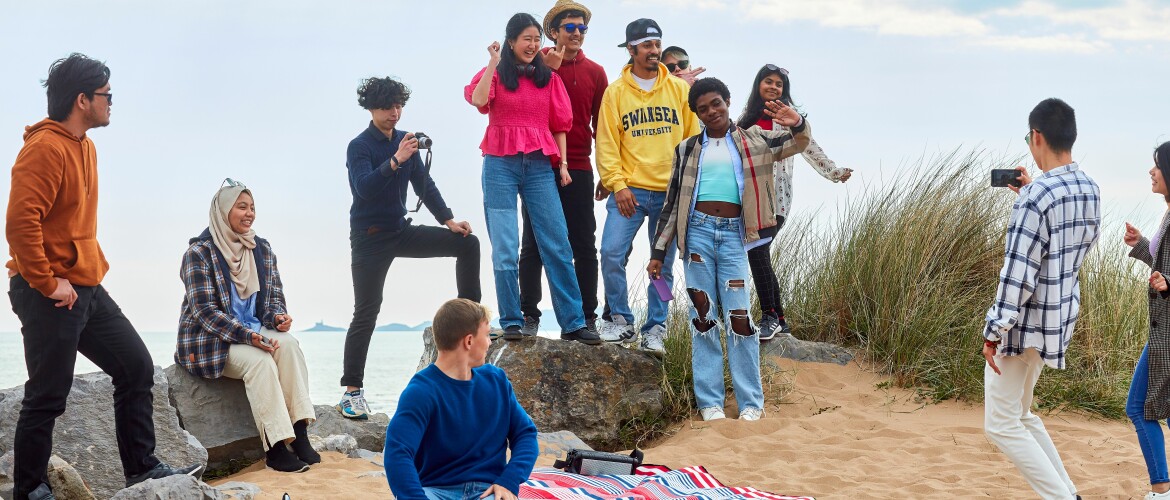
[734,64,853,339]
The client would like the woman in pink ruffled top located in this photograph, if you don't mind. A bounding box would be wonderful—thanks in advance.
[464,12,600,345]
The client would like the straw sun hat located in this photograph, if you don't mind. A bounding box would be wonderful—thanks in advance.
[543,0,592,41]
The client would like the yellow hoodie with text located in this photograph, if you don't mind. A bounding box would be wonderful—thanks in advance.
[596,64,700,193]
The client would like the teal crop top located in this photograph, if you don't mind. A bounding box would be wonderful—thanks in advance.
[696,136,741,204]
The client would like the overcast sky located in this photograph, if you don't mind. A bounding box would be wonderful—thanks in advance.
[1,0,1168,333]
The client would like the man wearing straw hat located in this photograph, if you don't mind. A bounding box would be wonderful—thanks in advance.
[514,0,608,337]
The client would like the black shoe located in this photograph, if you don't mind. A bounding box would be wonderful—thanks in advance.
[27,483,56,500]
[521,316,540,336]
[125,461,205,487]
[290,420,321,464]
[266,442,310,473]
[503,325,524,341]
[561,327,602,345]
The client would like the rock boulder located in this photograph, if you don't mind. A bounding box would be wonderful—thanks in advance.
[307,405,388,453]
[164,365,263,469]
[0,367,207,500]
[110,475,224,500]
[763,333,854,365]
[485,336,662,451]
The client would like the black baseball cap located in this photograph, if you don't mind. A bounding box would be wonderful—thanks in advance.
[618,18,662,47]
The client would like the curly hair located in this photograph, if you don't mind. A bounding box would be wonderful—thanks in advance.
[688,77,730,114]
[357,76,411,110]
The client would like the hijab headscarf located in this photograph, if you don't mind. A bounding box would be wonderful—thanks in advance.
[209,181,260,299]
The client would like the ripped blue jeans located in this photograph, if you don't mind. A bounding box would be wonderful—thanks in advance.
[684,212,764,413]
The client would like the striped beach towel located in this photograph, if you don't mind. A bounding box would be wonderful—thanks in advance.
[520,465,814,500]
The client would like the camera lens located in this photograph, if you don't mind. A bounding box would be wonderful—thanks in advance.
[415,132,432,149]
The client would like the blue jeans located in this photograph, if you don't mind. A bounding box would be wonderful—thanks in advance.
[600,187,675,331]
[423,481,495,500]
[482,153,585,333]
[1127,344,1169,484]
[683,212,763,412]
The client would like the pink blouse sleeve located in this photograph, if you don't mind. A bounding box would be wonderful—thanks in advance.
[464,67,494,115]
[548,73,573,133]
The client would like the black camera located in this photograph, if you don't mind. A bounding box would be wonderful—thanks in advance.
[414,132,432,149]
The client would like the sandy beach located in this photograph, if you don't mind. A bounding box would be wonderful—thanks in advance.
[213,356,1151,499]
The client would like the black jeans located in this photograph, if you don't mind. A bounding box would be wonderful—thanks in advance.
[519,169,598,322]
[8,275,159,498]
[747,217,787,318]
[341,224,480,388]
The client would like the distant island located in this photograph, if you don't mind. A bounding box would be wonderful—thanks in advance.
[301,320,432,332]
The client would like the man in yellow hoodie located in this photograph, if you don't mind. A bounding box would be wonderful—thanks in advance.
[595,18,700,354]
[6,54,202,500]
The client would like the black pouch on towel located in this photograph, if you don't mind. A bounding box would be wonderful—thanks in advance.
[552,449,644,476]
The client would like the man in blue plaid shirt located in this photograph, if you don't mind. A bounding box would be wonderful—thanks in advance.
[982,98,1099,500]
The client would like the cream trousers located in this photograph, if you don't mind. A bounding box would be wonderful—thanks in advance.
[984,347,1077,500]
[222,329,315,451]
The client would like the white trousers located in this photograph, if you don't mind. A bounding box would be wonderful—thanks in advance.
[222,329,315,451]
[984,348,1076,500]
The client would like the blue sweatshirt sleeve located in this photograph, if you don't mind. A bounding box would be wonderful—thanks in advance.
[407,152,455,224]
[384,383,432,500]
[347,140,398,201]
[494,378,539,494]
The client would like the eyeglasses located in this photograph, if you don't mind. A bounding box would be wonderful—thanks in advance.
[764,64,789,76]
[560,22,588,33]
[665,60,690,72]
[221,178,247,189]
[1024,130,1033,145]
[92,92,113,105]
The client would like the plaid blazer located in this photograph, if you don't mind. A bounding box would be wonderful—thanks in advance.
[1129,210,1170,420]
[650,120,811,262]
[175,228,287,379]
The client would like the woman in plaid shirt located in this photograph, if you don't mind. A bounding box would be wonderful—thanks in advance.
[174,180,319,473]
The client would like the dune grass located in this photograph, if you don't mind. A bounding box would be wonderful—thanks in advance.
[773,149,1147,418]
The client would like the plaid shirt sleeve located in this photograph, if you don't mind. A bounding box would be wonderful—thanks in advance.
[760,119,811,164]
[180,244,255,345]
[984,195,1048,341]
[259,241,287,329]
[651,141,690,262]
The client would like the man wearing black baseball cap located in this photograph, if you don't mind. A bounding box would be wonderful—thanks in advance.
[594,18,700,354]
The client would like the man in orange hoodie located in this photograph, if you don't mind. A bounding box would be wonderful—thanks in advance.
[6,53,203,500]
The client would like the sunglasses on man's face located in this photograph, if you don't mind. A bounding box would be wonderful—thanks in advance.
[560,23,587,34]
[665,60,690,72]
[1025,130,1034,145]
[92,92,113,105]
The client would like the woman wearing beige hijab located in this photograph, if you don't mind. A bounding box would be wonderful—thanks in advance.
[174,179,318,473]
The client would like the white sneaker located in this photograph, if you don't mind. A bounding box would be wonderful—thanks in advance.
[1145,491,1170,500]
[599,316,637,345]
[336,389,370,420]
[699,407,726,421]
[739,407,764,421]
[640,324,666,355]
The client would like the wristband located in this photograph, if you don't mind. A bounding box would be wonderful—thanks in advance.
[390,156,400,169]
[984,339,1000,349]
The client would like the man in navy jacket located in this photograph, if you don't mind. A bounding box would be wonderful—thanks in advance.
[337,76,480,419]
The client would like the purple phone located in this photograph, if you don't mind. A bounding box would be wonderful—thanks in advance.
[651,276,673,302]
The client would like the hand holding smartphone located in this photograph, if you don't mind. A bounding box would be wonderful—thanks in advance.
[990,169,1023,188]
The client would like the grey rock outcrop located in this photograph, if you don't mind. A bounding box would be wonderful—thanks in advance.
[215,481,261,500]
[308,434,359,458]
[110,475,224,500]
[536,431,591,465]
[485,336,662,451]
[0,367,207,500]
[164,365,263,469]
[307,405,388,453]
[763,333,854,365]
